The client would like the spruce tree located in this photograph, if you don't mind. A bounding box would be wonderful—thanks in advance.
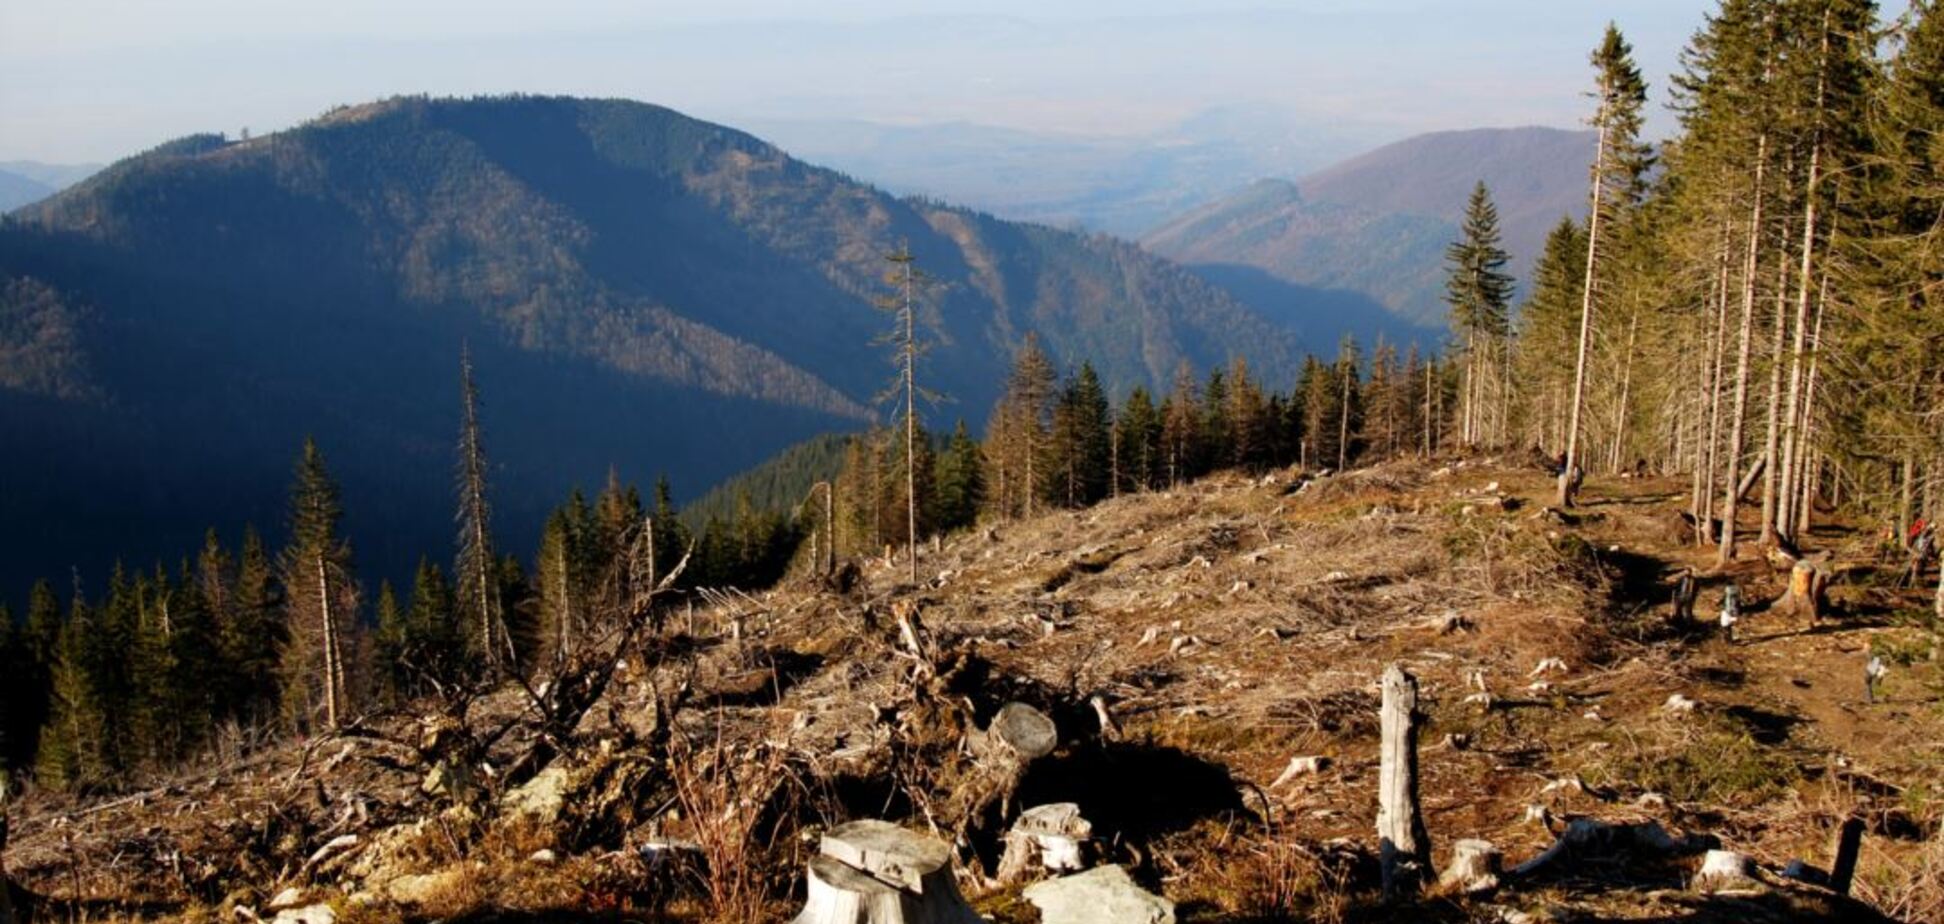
[1116,387,1163,492]
[278,438,357,733]
[934,420,986,533]
[1561,23,1651,506]
[455,346,510,675]
[1444,181,1515,447]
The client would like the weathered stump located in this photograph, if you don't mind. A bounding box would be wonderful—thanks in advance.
[1691,849,1757,893]
[1023,865,1173,924]
[1436,839,1502,895]
[1772,558,1830,627]
[968,703,1057,822]
[996,803,1092,884]
[792,821,983,924]
[1377,664,1429,902]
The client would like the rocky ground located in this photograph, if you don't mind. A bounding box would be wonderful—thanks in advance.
[3,455,1940,922]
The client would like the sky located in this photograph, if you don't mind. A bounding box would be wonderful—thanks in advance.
[1,1,1711,166]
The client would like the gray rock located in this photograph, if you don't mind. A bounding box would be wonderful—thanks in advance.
[1023,865,1174,924]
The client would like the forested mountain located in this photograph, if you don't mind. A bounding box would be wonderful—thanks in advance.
[1143,126,1597,328]
[0,95,1302,602]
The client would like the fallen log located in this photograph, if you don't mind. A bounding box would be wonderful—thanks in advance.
[1511,818,1709,880]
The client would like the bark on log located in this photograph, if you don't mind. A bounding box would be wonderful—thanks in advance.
[793,821,983,924]
[996,803,1091,884]
[1773,558,1830,627]
[1377,664,1429,902]
[1436,839,1502,895]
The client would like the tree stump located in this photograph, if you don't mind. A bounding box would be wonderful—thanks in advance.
[1691,849,1757,893]
[1436,839,1502,895]
[996,803,1092,884]
[1670,569,1697,625]
[1377,664,1429,902]
[1023,865,1173,924]
[1772,558,1830,628]
[967,703,1058,822]
[792,821,983,924]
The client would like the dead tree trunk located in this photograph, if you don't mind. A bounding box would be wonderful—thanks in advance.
[1671,569,1697,626]
[793,821,982,924]
[1377,664,1429,901]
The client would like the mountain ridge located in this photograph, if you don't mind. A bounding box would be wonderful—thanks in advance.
[1143,125,1596,328]
[0,94,1303,601]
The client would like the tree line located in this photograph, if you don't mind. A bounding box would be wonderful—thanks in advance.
[1441,1,1943,612]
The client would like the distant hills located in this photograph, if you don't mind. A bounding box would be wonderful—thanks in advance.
[0,95,1302,599]
[745,107,1365,237]
[0,161,100,212]
[1143,126,1596,330]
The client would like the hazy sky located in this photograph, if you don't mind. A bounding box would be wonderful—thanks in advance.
[2,1,1710,165]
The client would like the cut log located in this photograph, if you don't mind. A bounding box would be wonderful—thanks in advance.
[1377,664,1430,902]
[1023,865,1173,924]
[1436,839,1502,895]
[793,821,983,924]
[1772,558,1830,627]
[1691,849,1757,893]
[996,803,1092,883]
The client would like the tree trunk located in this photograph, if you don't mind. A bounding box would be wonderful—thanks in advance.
[1561,114,1611,507]
[1377,664,1429,901]
[1719,133,1769,566]
[317,556,343,730]
[1760,158,1796,548]
[1609,313,1638,473]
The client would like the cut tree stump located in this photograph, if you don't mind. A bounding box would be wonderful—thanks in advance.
[1023,864,1174,924]
[996,803,1092,883]
[792,820,983,924]
[1772,558,1831,627]
[1436,839,1502,895]
[1377,664,1430,902]
[1691,849,1757,893]
[967,703,1058,823]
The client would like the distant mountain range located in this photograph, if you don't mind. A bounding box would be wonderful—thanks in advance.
[0,96,1303,600]
[745,107,1368,237]
[0,161,101,212]
[1143,127,1597,330]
